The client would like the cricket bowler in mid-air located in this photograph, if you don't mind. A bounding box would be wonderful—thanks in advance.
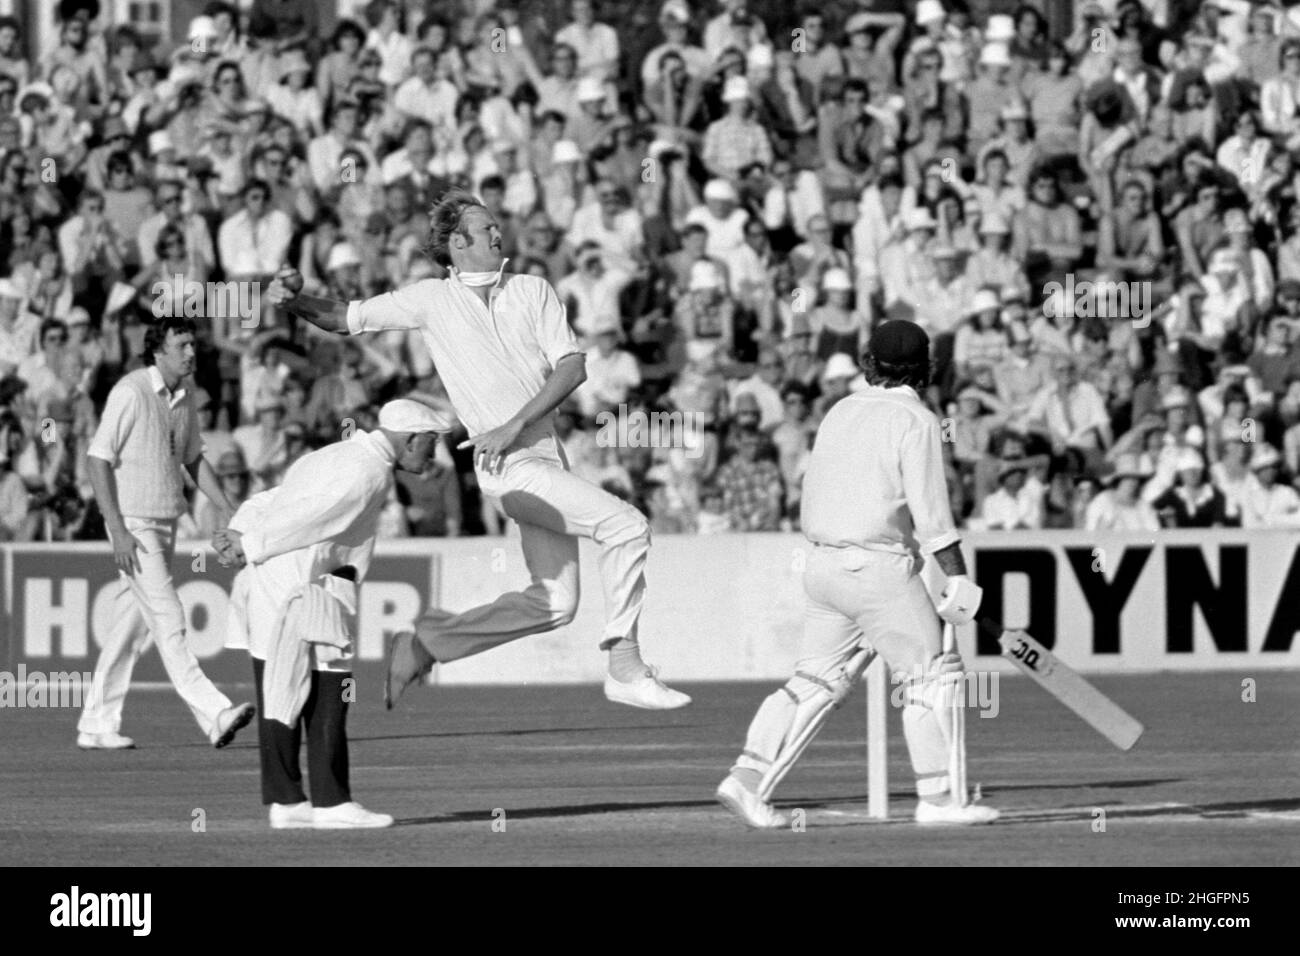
[265,189,689,711]
[716,320,999,827]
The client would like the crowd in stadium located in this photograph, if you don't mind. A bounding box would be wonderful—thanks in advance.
[3,0,1300,542]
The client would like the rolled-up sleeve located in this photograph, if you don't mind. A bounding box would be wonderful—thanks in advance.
[346,279,434,334]
[900,413,961,555]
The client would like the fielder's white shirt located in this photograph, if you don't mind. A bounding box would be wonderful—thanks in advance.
[226,429,396,661]
[800,384,961,558]
[88,365,202,520]
[347,273,582,455]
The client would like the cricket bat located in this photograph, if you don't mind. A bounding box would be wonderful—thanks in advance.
[977,618,1144,751]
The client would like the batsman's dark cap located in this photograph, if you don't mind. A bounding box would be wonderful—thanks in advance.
[867,320,930,366]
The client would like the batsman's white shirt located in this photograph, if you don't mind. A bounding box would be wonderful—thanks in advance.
[346,273,581,461]
[800,384,960,558]
[225,429,397,664]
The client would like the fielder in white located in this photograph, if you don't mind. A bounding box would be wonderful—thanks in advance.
[716,320,1000,827]
[266,190,689,710]
[216,399,451,829]
[77,317,255,750]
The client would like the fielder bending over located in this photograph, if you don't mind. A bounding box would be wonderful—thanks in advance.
[217,399,452,829]
[266,190,689,711]
[717,320,999,827]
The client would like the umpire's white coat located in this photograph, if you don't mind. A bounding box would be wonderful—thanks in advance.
[225,429,399,671]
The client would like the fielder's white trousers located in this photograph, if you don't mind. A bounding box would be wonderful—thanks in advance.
[735,545,952,796]
[420,450,650,663]
[77,517,231,736]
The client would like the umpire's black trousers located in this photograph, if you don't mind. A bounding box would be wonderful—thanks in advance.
[251,658,351,808]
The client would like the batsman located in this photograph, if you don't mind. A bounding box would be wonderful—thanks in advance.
[717,321,1000,828]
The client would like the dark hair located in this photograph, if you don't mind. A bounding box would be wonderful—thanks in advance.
[142,317,196,365]
[863,352,929,390]
[332,17,366,48]
[154,223,186,259]
[843,78,870,100]
[40,318,67,343]
[425,189,485,265]
[243,176,271,198]
[106,150,133,175]
[479,174,506,193]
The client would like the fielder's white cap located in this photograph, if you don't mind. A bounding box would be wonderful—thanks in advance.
[378,399,453,434]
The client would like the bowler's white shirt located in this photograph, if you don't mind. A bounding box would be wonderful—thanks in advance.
[800,384,961,557]
[347,273,582,454]
[226,429,397,660]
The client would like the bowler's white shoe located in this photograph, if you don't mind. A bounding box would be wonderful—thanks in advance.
[312,802,394,829]
[210,702,256,749]
[715,775,789,829]
[77,731,135,750]
[604,667,691,710]
[914,798,1000,826]
[269,802,314,830]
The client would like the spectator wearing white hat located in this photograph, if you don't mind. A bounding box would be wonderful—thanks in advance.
[953,288,1010,380]
[267,48,324,138]
[674,259,737,363]
[702,75,773,181]
[1152,445,1230,527]
[1086,454,1160,531]
[967,209,1026,298]
[541,137,585,232]
[1242,442,1300,527]
[966,44,1020,156]
[576,314,641,418]
[556,0,622,81]
[686,178,749,259]
[976,456,1044,530]
[806,267,866,361]
[1181,247,1254,352]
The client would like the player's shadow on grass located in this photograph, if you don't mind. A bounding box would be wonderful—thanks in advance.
[352,723,692,743]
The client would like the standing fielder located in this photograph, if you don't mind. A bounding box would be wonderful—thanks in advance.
[217,399,451,829]
[77,317,255,750]
[716,321,1000,827]
[265,190,689,710]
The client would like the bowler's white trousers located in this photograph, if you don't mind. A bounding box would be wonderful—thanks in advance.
[734,545,953,797]
[77,517,232,736]
[419,447,650,663]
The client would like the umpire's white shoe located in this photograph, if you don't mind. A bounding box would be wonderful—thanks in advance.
[312,802,394,829]
[210,702,256,749]
[914,798,1000,826]
[269,802,314,830]
[715,775,789,829]
[604,667,691,710]
[77,731,135,750]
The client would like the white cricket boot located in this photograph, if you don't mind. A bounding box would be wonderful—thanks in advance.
[269,802,314,829]
[312,802,394,829]
[914,797,1001,826]
[604,666,691,710]
[715,774,789,829]
[77,731,136,750]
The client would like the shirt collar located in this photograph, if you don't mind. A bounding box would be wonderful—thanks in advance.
[147,364,187,404]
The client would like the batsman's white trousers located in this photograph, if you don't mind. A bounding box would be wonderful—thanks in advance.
[734,545,952,797]
[420,449,649,663]
[77,517,232,736]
